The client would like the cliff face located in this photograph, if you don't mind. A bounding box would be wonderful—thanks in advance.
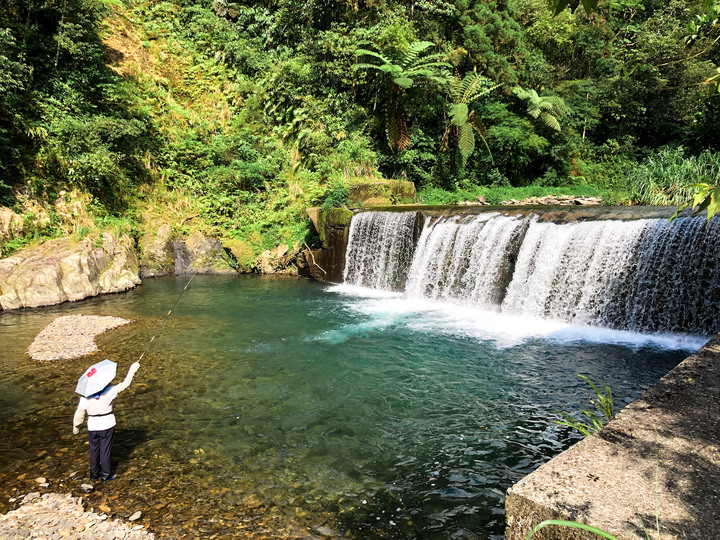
[0,233,141,311]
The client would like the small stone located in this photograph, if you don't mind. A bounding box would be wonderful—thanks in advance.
[80,484,94,493]
[34,477,46,484]
[99,503,112,514]
[129,511,142,521]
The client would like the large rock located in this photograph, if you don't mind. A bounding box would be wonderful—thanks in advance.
[138,222,175,277]
[0,206,24,241]
[172,232,236,275]
[258,242,302,275]
[0,233,141,311]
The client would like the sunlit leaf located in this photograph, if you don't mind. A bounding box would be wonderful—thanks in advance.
[449,103,468,126]
[393,77,414,88]
[525,519,620,540]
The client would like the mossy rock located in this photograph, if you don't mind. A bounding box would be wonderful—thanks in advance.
[307,207,353,248]
[224,239,255,272]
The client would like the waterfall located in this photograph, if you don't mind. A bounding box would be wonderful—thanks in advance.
[343,210,720,336]
[404,213,527,309]
[343,211,418,291]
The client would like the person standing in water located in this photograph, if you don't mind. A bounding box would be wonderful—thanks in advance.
[73,361,141,481]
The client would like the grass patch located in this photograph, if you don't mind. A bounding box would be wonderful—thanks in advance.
[416,185,611,205]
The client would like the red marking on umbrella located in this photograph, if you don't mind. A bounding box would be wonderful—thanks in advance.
[87,368,97,377]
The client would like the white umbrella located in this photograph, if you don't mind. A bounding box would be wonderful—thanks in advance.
[75,359,117,397]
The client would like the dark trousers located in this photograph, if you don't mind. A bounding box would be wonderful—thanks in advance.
[88,427,114,479]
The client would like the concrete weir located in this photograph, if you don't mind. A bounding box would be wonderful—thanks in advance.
[505,336,720,539]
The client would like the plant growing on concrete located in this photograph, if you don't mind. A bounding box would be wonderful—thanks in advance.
[553,375,614,437]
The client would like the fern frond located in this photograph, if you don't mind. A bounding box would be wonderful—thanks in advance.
[351,63,386,72]
[354,49,392,64]
[400,41,435,69]
[386,103,410,152]
[540,112,561,132]
[449,103,468,126]
[458,122,475,162]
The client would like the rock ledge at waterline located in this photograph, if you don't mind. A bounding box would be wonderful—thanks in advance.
[505,334,720,539]
[0,233,141,311]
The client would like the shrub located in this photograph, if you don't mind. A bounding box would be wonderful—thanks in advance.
[628,147,720,206]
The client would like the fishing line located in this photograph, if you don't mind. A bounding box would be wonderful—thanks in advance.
[137,270,197,363]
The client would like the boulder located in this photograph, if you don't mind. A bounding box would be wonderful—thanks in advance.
[0,233,141,311]
[138,222,175,278]
[0,206,23,241]
[258,242,301,275]
[172,232,236,275]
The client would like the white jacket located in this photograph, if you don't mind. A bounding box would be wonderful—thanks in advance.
[73,362,140,432]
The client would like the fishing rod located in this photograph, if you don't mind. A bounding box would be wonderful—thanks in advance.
[137,270,197,363]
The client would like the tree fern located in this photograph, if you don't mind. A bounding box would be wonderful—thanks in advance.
[440,72,499,172]
[353,41,451,152]
[513,86,568,132]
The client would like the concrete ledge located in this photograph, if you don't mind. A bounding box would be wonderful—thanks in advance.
[506,336,720,539]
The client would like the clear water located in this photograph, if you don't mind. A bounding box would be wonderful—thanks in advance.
[0,276,696,538]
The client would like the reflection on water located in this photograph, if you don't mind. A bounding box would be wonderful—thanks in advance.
[0,276,691,538]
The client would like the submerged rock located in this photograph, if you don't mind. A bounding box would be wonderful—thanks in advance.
[0,492,154,539]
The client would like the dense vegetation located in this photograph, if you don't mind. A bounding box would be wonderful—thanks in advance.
[1,0,719,260]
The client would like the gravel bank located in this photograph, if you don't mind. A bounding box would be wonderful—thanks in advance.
[28,315,131,361]
[0,492,153,539]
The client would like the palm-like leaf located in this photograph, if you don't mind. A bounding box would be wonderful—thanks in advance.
[449,103,468,126]
[399,41,435,69]
[457,123,475,166]
[513,86,568,132]
[440,72,498,171]
[540,112,562,131]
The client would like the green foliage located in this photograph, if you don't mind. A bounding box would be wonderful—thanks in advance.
[525,519,620,540]
[553,375,615,437]
[512,87,569,132]
[322,181,350,209]
[1,0,719,260]
[416,184,607,205]
[353,40,452,152]
[628,147,720,206]
[440,72,500,172]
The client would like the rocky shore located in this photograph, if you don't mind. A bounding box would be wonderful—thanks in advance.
[0,492,153,539]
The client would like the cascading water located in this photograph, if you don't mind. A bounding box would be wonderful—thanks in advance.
[343,211,418,291]
[404,213,527,309]
[343,210,720,336]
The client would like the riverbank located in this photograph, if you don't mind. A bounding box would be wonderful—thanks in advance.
[0,492,152,539]
[506,334,720,539]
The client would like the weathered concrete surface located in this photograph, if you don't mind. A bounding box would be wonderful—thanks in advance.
[506,336,720,539]
[304,207,354,283]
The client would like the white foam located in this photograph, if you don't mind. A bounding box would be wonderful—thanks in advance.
[324,285,707,351]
